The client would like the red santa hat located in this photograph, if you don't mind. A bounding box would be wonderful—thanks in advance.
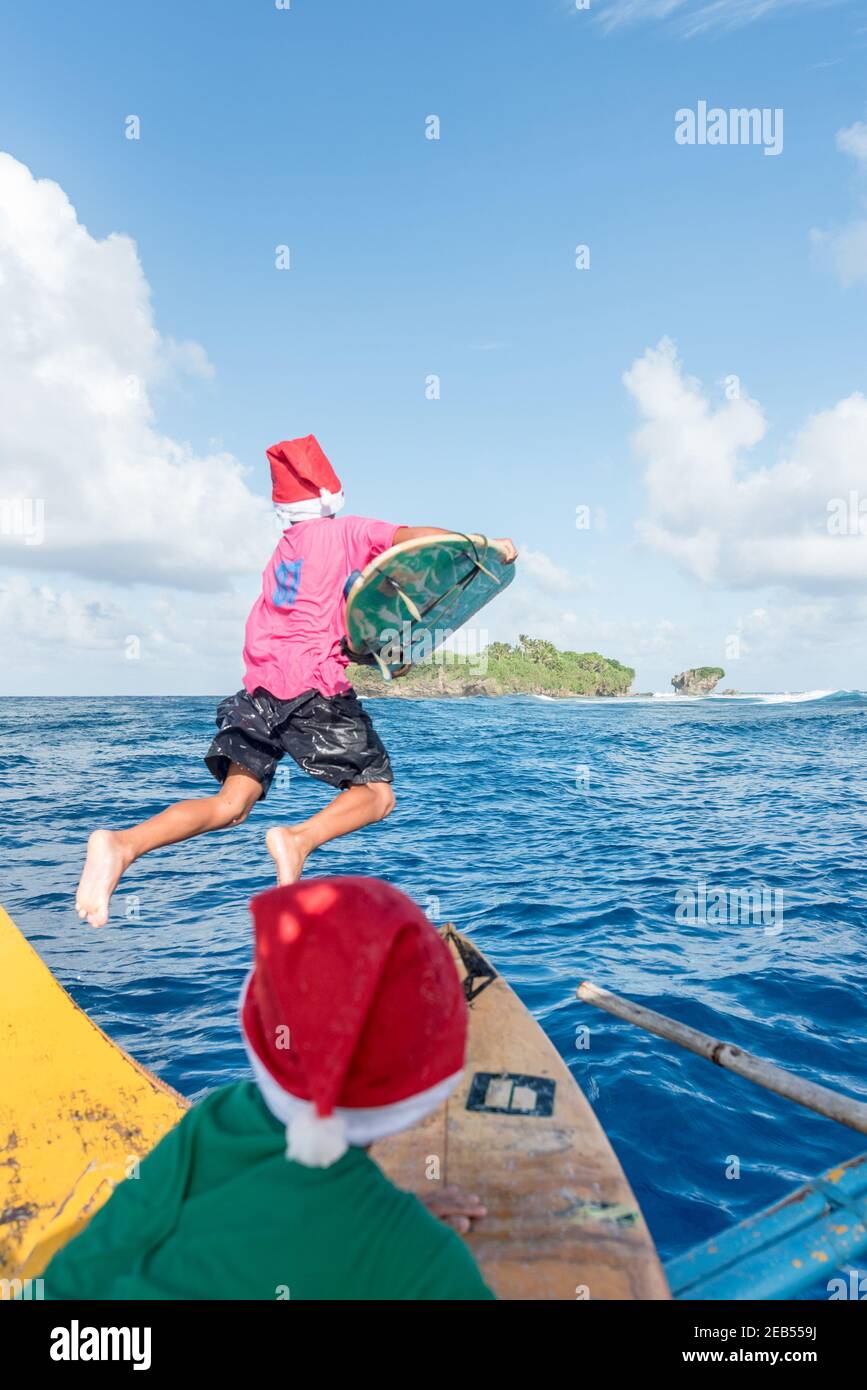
[267,435,345,527]
[240,876,467,1167]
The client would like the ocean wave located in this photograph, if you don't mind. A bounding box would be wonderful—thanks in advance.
[531,689,867,708]
[650,688,867,707]
[748,689,866,705]
[524,689,867,708]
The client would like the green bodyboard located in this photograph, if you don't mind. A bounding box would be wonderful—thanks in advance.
[344,533,515,680]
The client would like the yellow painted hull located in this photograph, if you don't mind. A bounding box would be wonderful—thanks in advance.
[0,907,187,1279]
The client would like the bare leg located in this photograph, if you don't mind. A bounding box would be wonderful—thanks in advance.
[75,765,263,928]
[266,781,395,886]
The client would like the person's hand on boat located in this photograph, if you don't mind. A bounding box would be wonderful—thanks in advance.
[418,1183,488,1234]
[495,538,518,563]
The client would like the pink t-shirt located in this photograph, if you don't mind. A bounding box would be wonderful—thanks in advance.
[242,515,399,701]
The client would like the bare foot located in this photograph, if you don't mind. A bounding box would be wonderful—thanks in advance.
[265,826,309,886]
[76,830,135,928]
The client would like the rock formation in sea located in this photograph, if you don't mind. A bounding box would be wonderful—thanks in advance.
[671,667,725,696]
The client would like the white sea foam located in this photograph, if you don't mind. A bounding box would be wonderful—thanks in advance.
[664,688,858,705]
[528,688,862,707]
[749,690,836,704]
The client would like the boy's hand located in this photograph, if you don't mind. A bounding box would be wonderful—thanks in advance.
[418,1183,488,1235]
[495,537,518,564]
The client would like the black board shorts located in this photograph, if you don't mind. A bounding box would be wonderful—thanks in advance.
[204,687,393,799]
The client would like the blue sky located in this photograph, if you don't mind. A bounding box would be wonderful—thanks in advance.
[2,0,867,694]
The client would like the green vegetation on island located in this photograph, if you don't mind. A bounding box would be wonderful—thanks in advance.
[483,637,635,695]
[351,634,636,698]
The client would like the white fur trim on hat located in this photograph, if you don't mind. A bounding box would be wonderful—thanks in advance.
[274,487,345,528]
[285,1107,349,1167]
[241,1024,462,1168]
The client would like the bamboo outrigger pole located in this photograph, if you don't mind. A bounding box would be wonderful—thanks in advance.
[577,980,867,1136]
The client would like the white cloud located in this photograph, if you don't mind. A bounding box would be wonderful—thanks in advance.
[482,545,678,669]
[731,601,837,656]
[628,338,867,589]
[719,597,867,692]
[596,0,841,37]
[0,575,128,652]
[812,220,867,286]
[517,545,594,595]
[837,121,867,165]
[0,152,273,590]
[810,117,867,286]
[0,571,258,694]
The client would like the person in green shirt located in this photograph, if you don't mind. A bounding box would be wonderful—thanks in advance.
[44,876,494,1301]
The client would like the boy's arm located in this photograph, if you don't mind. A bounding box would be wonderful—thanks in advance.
[394,527,518,563]
[393,526,452,544]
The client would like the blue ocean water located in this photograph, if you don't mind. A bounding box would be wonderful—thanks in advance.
[2,690,866,1286]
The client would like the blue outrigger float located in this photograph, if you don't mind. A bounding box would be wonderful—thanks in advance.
[578,980,867,1301]
[667,1151,867,1300]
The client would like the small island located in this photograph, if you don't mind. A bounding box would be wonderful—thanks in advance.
[350,635,635,698]
[671,667,725,697]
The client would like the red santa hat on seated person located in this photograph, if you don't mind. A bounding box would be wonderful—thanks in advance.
[267,434,345,527]
[240,876,467,1167]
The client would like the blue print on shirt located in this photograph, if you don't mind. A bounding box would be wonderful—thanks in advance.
[273,559,303,609]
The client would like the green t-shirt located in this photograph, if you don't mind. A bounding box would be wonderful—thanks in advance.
[43,1081,494,1302]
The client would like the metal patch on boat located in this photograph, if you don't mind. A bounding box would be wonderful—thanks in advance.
[466,1072,555,1117]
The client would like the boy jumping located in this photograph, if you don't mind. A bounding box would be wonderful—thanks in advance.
[75,434,517,927]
